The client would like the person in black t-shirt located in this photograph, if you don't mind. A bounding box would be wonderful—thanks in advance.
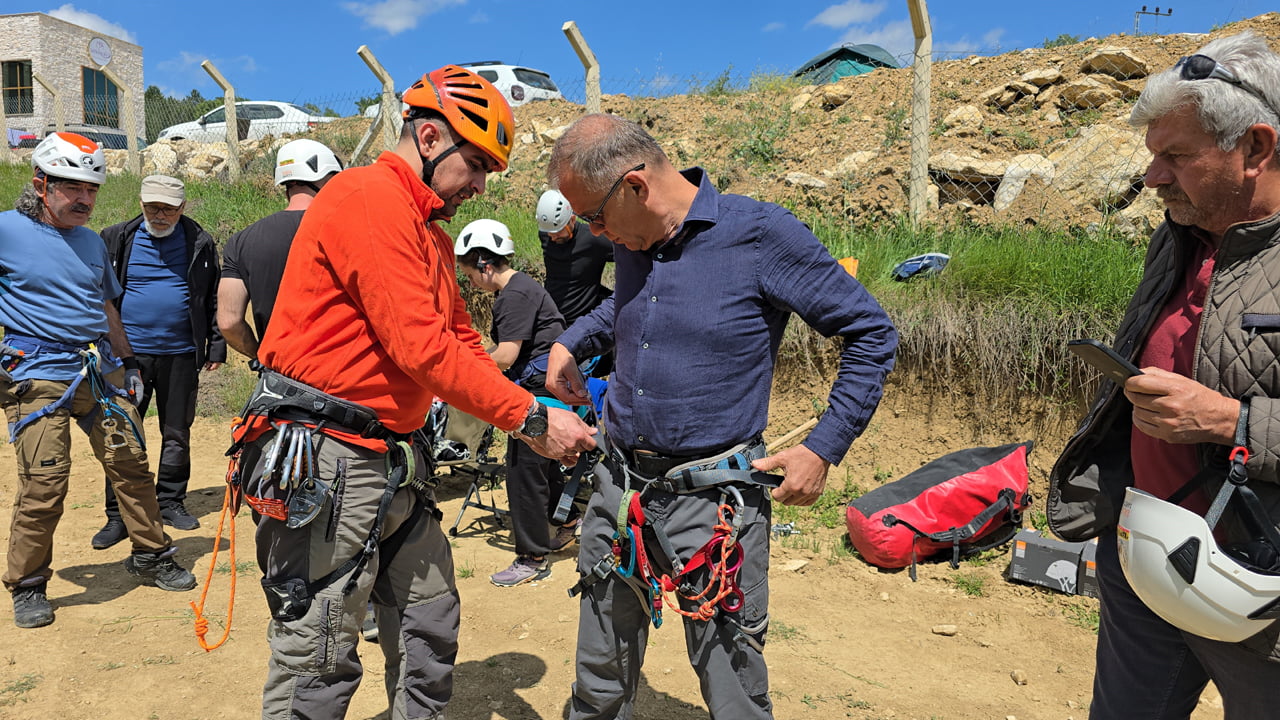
[536,190,615,376]
[217,139,342,360]
[455,218,581,587]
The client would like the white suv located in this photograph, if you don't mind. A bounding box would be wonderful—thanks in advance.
[157,101,335,143]
[458,61,564,107]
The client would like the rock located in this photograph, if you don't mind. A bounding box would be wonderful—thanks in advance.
[1048,124,1149,209]
[784,172,827,189]
[822,150,878,178]
[539,124,569,144]
[1115,187,1166,237]
[811,77,860,110]
[1020,68,1063,87]
[789,92,812,112]
[1090,73,1142,101]
[994,154,1055,212]
[1081,46,1149,79]
[1011,669,1028,685]
[929,152,1006,206]
[943,105,983,134]
[931,624,958,636]
[519,132,537,145]
[1057,77,1123,110]
[879,592,891,601]
[981,81,1039,110]
[781,559,809,572]
[142,142,179,176]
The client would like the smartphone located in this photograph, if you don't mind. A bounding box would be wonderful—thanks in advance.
[1068,339,1142,384]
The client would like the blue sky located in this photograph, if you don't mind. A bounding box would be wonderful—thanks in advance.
[24,0,1270,113]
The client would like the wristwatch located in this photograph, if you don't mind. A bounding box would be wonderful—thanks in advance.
[518,400,549,438]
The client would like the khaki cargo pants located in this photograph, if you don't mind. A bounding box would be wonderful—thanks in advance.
[2,370,172,590]
[250,430,459,720]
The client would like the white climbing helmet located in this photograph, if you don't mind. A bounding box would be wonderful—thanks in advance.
[32,132,106,185]
[274,139,343,186]
[454,218,515,257]
[535,189,573,233]
[1117,487,1280,643]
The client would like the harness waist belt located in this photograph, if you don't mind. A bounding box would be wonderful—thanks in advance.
[246,369,404,441]
[612,439,783,493]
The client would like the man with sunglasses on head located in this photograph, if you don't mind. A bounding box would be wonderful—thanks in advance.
[543,113,897,719]
[92,175,225,548]
[240,65,595,719]
[1050,31,1280,718]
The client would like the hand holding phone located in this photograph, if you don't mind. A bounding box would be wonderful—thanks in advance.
[1068,339,1142,384]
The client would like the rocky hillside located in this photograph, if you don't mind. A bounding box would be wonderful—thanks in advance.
[74,12,1280,235]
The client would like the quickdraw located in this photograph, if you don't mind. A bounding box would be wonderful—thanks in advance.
[81,344,145,450]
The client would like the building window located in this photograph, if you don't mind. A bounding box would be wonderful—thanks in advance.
[82,67,118,127]
[2,60,33,115]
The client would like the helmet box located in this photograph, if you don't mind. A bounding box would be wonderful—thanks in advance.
[1007,528,1099,598]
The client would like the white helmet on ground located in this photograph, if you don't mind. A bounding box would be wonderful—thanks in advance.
[1117,487,1280,643]
[454,219,515,257]
[32,132,106,185]
[536,189,573,233]
[274,139,343,186]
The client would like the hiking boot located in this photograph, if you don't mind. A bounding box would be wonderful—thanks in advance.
[362,614,379,643]
[490,556,551,587]
[12,584,53,629]
[551,520,580,552]
[160,503,200,531]
[91,518,128,550]
[124,552,197,591]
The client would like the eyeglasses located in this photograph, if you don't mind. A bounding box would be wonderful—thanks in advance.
[142,203,182,217]
[1175,54,1279,118]
[579,163,645,230]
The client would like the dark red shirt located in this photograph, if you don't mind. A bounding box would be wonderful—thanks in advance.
[1131,235,1216,511]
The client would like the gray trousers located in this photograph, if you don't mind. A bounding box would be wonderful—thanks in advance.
[1092,531,1280,719]
[569,460,773,720]
[250,431,459,720]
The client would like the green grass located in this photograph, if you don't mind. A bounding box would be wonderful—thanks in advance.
[0,673,41,706]
[949,571,987,597]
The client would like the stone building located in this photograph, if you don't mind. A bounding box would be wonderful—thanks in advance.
[0,12,143,147]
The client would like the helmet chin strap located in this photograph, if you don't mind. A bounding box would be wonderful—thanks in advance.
[408,118,465,188]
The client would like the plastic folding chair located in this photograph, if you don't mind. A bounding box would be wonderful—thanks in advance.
[438,405,508,537]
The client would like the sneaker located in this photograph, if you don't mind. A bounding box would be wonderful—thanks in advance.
[91,518,128,550]
[551,520,580,552]
[160,503,200,531]
[489,556,551,587]
[362,602,379,642]
[12,584,53,629]
[124,552,198,591]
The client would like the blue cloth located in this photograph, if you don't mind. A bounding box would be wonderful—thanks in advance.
[556,168,897,463]
[120,223,195,354]
[0,210,123,382]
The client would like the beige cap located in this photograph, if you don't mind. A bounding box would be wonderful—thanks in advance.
[140,175,185,205]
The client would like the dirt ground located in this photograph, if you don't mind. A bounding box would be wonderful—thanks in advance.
[0,379,1228,720]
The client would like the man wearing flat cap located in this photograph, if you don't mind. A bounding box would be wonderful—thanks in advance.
[93,175,225,549]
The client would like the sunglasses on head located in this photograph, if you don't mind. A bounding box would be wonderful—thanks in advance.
[1175,54,1278,118]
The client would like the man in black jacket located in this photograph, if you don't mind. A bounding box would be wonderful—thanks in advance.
[93,175,225,547]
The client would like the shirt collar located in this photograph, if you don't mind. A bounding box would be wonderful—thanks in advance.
[664,167,718,248]
[378,150,445,218]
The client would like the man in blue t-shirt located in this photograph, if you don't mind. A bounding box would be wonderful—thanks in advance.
[0,133,197,630]
[93,176,225,547]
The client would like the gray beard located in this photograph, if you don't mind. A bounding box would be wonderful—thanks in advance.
[144,219,176,238]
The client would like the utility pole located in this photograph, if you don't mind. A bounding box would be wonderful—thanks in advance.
[1134,5,1173,35]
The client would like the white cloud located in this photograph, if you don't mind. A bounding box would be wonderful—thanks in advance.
[837,18,914,60]
[343,0,466,36]
[762,21,785,32]
[46,4,136,44]
[155,51,258,94]
[808,1,887,29]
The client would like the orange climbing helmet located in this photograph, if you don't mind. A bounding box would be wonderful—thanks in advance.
[402,65,514,172]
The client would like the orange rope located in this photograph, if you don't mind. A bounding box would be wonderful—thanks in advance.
[661,503,739,621]
[191,454,240,651]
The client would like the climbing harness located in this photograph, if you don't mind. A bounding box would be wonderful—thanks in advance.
[570,439,782,634]
[6,338,143,450]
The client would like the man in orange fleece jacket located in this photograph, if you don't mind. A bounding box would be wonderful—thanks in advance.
[243,65,596,720]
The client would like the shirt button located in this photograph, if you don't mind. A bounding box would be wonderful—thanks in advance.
[642,342,649,349]
[637,389,644,396]
[650,296,657,302]
[657,253,664,259]
[638,435,645,442]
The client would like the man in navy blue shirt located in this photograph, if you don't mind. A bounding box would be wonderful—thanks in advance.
[94,175,225,547]
[544,114,897,719]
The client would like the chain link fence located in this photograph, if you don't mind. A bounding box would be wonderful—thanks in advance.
[3,26,1248,233]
